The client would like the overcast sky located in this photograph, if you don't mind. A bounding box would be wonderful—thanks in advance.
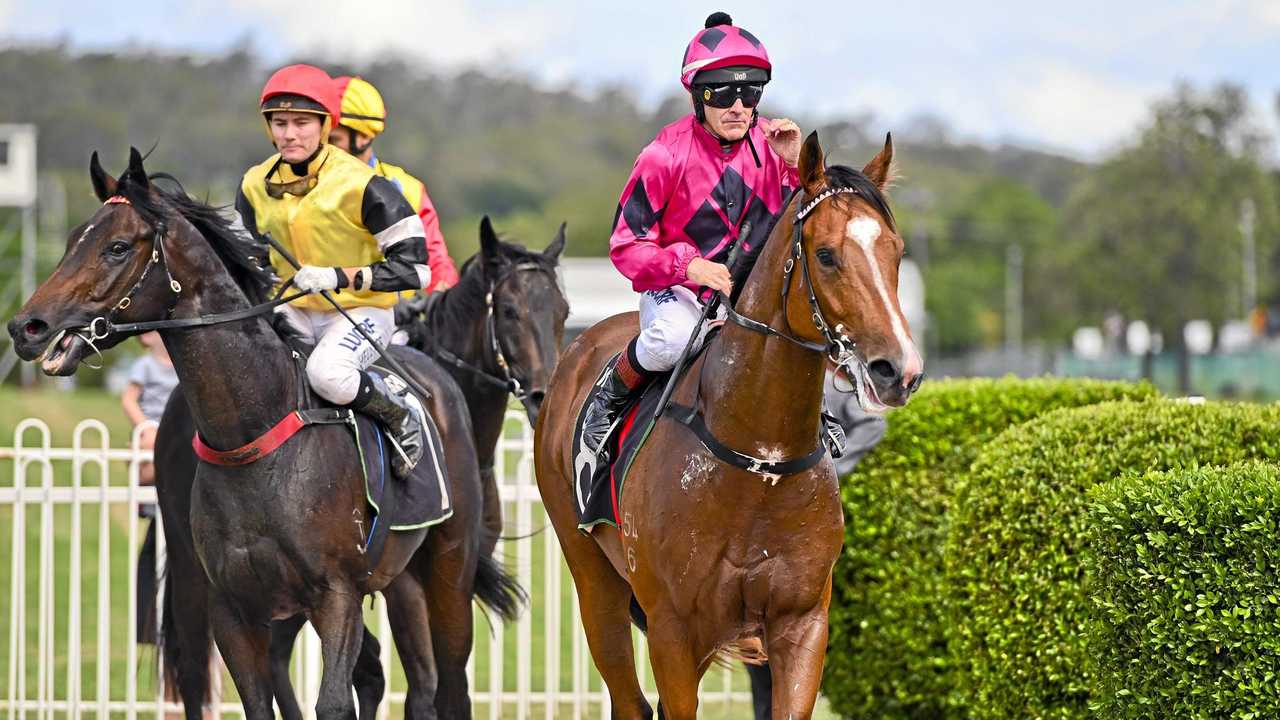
[2,0,1278,160]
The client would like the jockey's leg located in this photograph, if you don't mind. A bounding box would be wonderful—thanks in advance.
[305,307,425,479]
[582,286,712,457]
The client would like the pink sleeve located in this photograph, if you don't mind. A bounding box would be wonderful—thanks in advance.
[608,143,698,292]
[418,187,459,292]
[782,162,800,192]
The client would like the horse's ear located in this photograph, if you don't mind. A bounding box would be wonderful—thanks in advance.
[862,133,896,192]
[89,152,117,202]
[544,222,566,260]
[479,215,503,269]
[124,146,150,189]
[797,131,825,194]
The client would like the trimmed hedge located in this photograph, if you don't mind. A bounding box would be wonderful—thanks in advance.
[823,377,1157,719]
[946,400,1280,720]
[1086,461,1280,720]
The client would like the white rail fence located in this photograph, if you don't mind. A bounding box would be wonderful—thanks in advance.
[0,412,753,718]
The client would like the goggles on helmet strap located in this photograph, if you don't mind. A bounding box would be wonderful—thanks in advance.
[697,82,764,110]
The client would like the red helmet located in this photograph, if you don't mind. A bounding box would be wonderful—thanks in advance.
[680,12,772,90]
[259,64,341,123]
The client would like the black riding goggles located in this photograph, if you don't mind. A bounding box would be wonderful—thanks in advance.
[698,82,765,110]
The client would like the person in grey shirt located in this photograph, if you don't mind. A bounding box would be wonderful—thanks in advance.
[824,368,889,476]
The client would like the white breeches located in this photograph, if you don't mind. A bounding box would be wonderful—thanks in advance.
[276,305,394,404]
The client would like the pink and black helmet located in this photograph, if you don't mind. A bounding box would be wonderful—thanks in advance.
[680,12,772,90]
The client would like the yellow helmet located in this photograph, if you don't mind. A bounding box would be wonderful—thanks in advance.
[334,76,387,139]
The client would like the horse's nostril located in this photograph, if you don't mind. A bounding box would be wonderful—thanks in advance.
[867,359,899,384]
[23,319,48,338]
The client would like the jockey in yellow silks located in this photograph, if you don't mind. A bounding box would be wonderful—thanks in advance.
[233,63,429,478]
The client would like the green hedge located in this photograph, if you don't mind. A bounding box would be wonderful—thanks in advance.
[1086,461,1280,720]
[946,400,1280,720]
[823,377,1157,719]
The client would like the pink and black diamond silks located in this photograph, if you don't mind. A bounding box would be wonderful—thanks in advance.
[608,113,799,293]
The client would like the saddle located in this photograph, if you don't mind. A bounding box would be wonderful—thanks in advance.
[570,337,718,531]
[191,349,453,566]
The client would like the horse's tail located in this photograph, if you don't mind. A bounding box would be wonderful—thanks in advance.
[158,542,214,709]
[472,552,526,623]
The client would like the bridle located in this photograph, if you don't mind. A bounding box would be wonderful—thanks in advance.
[662,183,888,476]
[722,185,871,380]
[417,261,560,410]
[46,196,306,367]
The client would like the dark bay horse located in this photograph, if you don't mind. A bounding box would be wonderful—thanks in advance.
[7,149,518,719]
[534,133,923,719]
[154,215,563,719]
[401,216,570,551]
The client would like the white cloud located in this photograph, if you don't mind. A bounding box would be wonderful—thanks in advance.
[226,0,568,68]
[0,0,14,30]
[995,63,1156,158]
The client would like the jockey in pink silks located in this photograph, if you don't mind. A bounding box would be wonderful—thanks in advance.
[581,11,807,456]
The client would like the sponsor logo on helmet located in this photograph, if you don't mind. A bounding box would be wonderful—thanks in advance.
[733,71,747,81]
[703,88,712,101]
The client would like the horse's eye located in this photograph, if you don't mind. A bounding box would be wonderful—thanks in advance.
[815,248,837,267]
[502,305,520,321]
[107,240,131,257]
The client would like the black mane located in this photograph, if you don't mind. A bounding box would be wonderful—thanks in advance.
[823,164,896,231]
[114,170,278,304]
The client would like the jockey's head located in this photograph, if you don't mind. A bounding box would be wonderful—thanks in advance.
[331,76,386,161]
[680,12,772,143]
[259,64,341,164]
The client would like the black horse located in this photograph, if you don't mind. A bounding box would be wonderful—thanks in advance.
[157,217,569,718]
[7,149,520,719]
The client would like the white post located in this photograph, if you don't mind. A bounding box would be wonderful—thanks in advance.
[20,205,35,387]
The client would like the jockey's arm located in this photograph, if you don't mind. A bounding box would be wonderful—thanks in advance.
[608,143,700,292]
[339,176,431,292]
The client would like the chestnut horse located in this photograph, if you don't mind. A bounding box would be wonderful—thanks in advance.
[534,132,922,719]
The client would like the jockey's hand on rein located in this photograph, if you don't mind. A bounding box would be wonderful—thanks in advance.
[292,265,348,293]
[687,257,733,295]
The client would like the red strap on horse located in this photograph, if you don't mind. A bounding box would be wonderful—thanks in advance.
[192,411,307,466]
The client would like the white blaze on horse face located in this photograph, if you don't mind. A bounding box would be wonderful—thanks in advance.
[74,224,96,247]
[846,215,918,371]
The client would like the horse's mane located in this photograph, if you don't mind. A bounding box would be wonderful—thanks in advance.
[113,169,306,343]
[824,164,896,231]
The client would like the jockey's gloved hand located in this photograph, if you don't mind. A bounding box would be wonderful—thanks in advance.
[292,265,348,293]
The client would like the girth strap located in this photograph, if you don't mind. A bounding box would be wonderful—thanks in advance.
[666,402,827,476]
[193,408,351,466]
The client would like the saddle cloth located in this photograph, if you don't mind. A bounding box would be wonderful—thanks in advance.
[353,366,454,564]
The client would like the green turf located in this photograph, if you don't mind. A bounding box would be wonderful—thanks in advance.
[0,386,834,718]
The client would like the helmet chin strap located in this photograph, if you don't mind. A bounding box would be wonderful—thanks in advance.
[348,127,373,157]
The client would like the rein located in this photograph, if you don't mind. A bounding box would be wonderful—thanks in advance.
[667,183,877,476]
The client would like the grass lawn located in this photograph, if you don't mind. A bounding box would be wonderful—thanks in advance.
[0,385,834,718]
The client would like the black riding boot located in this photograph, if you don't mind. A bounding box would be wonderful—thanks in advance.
[582,341,652,459]
[351,371,424,479]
